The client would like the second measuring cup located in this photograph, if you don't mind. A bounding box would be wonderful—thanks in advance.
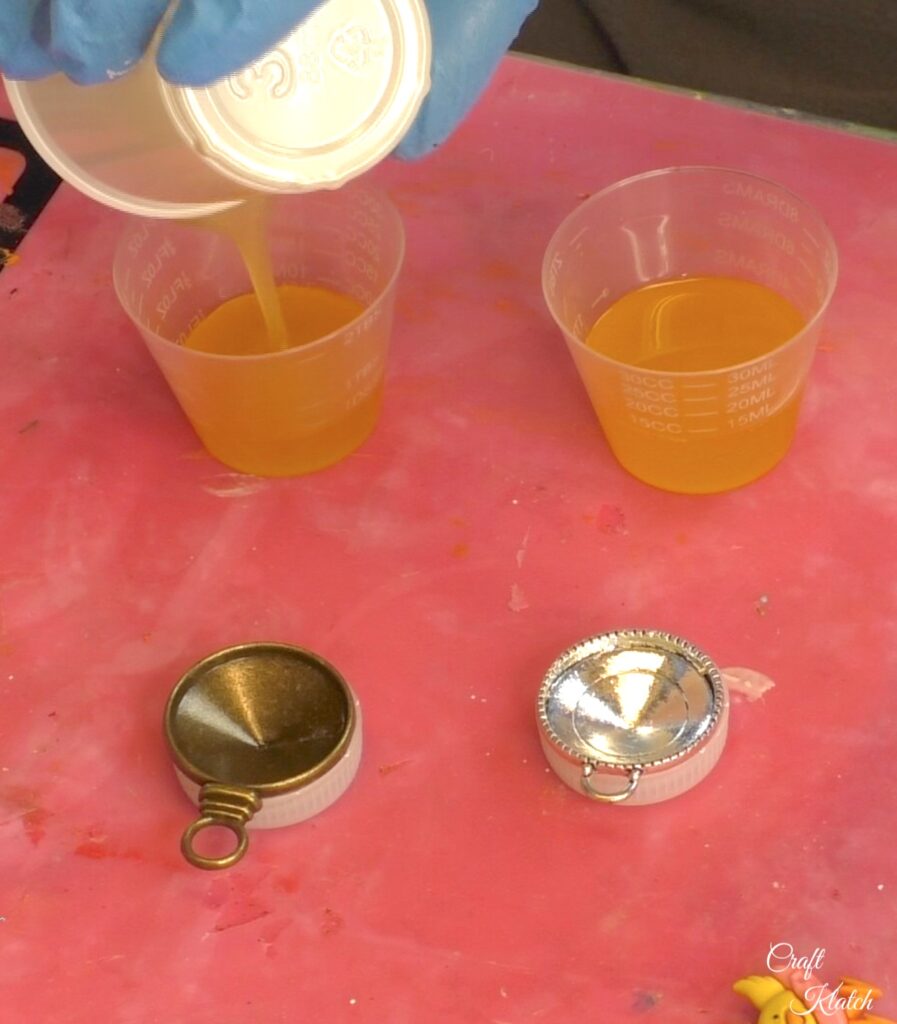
[114,187,404,476]
[543,167,838,494]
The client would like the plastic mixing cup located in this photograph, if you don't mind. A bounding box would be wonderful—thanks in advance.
[113,187,404,476]
[5,0,431,218]
[542,166,838,494]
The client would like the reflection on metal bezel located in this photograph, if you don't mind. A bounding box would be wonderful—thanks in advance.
[537,628,724,773]
[164,641,358,796]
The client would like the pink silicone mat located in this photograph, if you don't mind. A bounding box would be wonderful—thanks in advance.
[1,57,896,1023]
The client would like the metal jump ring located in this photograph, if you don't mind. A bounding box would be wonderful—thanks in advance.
[580,764,643,804]
[181,815,249,871]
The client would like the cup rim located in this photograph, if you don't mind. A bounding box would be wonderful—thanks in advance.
[4,74,247,219]
[541,164,840,379]
[112,184,406,363]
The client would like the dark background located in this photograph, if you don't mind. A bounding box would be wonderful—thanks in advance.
[514,0,897,129]
[1,119,60,271]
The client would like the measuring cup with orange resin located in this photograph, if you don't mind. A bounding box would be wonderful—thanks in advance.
[542,167,838,494]
[113,187,404,476]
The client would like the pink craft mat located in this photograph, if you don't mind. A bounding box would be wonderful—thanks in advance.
[1,57,896,1023]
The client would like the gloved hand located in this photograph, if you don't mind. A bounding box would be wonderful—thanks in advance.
[0,0,538,158]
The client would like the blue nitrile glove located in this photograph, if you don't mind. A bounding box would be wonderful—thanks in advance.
[0,0,538,159]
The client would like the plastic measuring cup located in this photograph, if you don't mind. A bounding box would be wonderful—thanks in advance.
[542,166,838,494]
[113,186,404,476]
[4,0,431,218]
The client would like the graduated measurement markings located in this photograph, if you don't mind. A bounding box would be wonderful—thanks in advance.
[681,381,721,433]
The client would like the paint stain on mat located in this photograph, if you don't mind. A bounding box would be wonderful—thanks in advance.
[202,473,268,498]
[74,835,144,861]
[632,990,663,1012]
[321,908,344,936]
[23,807,50,845]
[592,504,628,535]
[722,667,776,701]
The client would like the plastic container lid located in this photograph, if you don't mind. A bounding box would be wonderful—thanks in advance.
[161,0,432,192]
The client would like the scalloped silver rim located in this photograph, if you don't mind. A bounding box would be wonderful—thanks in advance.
[536,628,725,773]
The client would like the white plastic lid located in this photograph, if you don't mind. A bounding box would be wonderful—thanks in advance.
[161,0,432,192]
